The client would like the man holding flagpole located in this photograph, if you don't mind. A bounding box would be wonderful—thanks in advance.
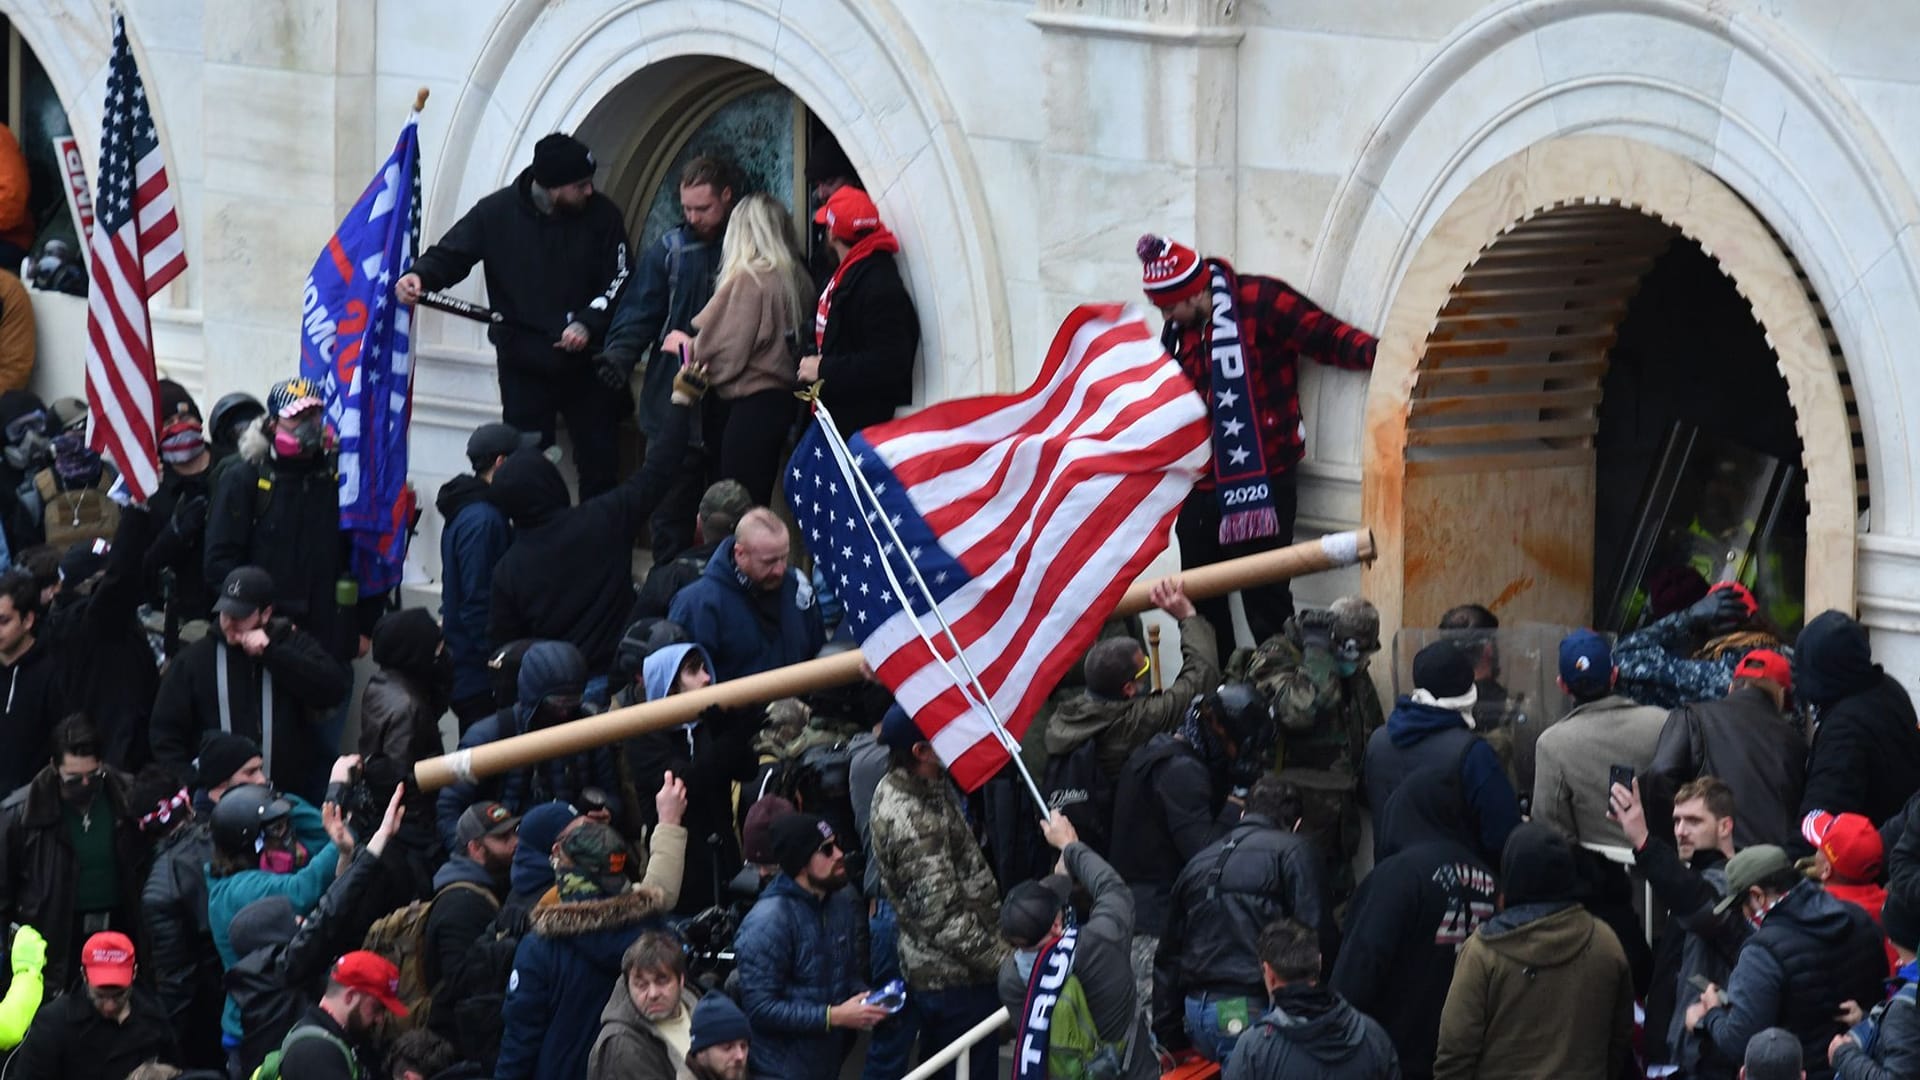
[1136,234,1377,649]
[83,12,186,505]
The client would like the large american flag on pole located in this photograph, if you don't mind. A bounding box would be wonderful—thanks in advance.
[84,12,186,501]
[787,304,1209,790]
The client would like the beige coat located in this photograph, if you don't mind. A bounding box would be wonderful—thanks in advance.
[691,268,811,400]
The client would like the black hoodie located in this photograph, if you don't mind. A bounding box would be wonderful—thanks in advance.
[488,405,688,673]
[1223,984,1400,1079]
[1332,762,1494,1080]
[1796,610,1920,825]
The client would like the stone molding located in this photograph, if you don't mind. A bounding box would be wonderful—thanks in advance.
[1029,0,1242,45]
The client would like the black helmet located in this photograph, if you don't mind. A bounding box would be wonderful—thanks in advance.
[207,393,266,453]
[612,618,691,685]
[1190,682,1277,764]
[210,783,293,856]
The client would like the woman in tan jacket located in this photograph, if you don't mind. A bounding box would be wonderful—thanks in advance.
[689,193,814,506]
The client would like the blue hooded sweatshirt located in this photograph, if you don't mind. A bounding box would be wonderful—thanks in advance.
[1364,697,1521,866]
[667,537,826,682]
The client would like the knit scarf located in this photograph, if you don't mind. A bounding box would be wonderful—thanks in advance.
[1198,261,1279,543]
[1014,925,1079,1079]
[815,228,901,348]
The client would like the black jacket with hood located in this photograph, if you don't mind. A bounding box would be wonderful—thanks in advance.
[409,168,628,378]
[1223,984,1401,1080]
[43,504,157,767]
[433,642,622,851]
[436,473,511,706]
[224,847,388,1079]
[0,635,64,796]
[359,607,452,896]
[1154,813,1332,1046]
[1110,732,1238,936]
[7,982,181,1080]
[489,404,689,674]
[1331,761,1496,1080]
[1795,611,1920,827]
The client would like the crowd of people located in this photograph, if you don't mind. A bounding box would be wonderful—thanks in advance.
[0,123,1911,1080]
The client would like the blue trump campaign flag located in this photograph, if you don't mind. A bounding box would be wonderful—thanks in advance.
[299,108,422,595]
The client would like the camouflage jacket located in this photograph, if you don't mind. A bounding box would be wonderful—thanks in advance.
[869,767,1008,990]
[1043,615,1221,780]
[1616,610,1789,710]
[1236,635,1384,777]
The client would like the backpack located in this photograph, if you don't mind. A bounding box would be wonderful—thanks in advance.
[34,467,117,550]
[1046,971,1134,1080]
[1043,736,1116,855]
[435,905,528,1070]
[250,1023,362,1080]
[359,880,496,1031]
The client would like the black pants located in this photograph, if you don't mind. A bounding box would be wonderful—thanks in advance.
[498,365,622,499]
[713,388,799,508]
[1174,475,1298,649]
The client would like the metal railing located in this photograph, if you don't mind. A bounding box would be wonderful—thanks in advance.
[900,1006,1010,1080]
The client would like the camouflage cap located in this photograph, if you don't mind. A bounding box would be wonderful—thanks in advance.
[559,820,630,880]
[698,479,753,534]
[1329,596,1380,653]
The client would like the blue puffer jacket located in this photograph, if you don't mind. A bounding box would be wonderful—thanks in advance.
[495,883,676,1080]
[435,474,512,705]
[732,873,868,1080]
[434,641,622,851]
[668,538,826,682]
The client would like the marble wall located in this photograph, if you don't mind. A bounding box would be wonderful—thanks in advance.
[11,0,1920,672]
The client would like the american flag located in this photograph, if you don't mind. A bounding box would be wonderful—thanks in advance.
[787,304,1210,789]
[84,13,186,501]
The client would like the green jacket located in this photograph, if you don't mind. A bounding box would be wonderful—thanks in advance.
[869,768,1007,991]
[1044,616,1220,780]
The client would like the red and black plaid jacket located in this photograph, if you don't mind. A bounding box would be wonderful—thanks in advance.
[1161,263,1377,487]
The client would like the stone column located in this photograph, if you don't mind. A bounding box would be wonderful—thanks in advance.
[1027,0,1241,335]
[198,0,378,400]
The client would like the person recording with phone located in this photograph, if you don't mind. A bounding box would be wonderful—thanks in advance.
[731,810,874,1079]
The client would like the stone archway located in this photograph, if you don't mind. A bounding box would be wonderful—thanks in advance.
[412,0,1011,417]
[1361,135,1859,637]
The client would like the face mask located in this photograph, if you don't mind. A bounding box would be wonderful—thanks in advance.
[1013,948,1038,984]
[257,840,310,874]
[272,415,326,459]
[60,774,98,808]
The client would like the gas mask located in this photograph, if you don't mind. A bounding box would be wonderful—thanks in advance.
[4,410,50,472]
[272,413,329,460]
[255,818,310,873]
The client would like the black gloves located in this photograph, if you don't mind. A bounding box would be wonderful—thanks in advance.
[169,494,208,541]
[1684,588,1748,635]
[592,354,629,391]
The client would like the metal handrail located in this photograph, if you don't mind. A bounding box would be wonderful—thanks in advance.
[900,1005,1010,1080]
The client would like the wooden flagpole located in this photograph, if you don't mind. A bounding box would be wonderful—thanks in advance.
[413,529,1375,792]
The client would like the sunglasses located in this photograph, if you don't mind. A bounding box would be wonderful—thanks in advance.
[60,768,104,788]
[1133,658,1152,683]
[817,839,841,857]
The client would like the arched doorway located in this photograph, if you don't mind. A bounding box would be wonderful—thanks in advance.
[1363,137,1862,638]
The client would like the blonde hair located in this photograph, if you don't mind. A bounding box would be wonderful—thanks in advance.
[717,192,810,331]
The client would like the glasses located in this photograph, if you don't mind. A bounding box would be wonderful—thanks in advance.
[816,839,841,857]
[1132,658,1152,683]
[60,768,104,788]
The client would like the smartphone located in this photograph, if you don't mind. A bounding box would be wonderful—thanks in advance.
[866,979,908,1014]
[1608,764,1635,793]
[1688,974,1711,994]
